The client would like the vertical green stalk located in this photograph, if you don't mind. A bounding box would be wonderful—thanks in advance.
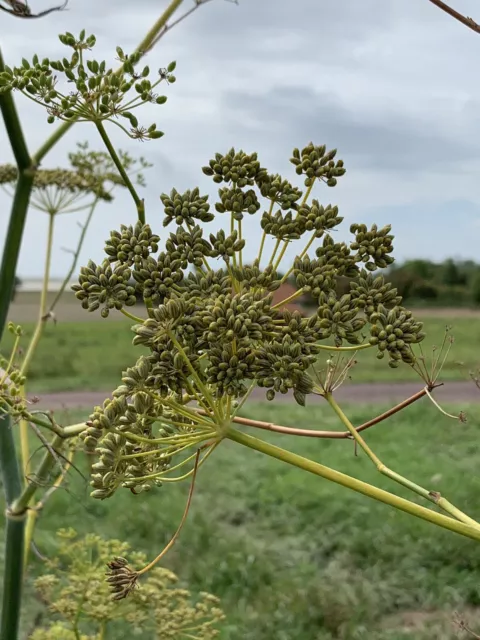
[0,52,33,339]
[19,212,55,376]
[0,415,25,640]
[0,50,33,640]
[18,212,56,484]
[226,427,480,542]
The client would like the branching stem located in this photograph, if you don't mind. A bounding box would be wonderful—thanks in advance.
[226,427,480,542]
[325,392,480,530]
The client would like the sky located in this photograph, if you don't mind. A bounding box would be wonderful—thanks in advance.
[1,0,480,279]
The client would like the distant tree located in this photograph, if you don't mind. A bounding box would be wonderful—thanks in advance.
[442,259,466,286]
[403,259,434,280]
[472,271,480,306]
[410,282,438,301]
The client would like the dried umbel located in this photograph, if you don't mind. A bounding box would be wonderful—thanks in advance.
[72,142,426,503]
[0,141,150,214]
[0,30,175,139]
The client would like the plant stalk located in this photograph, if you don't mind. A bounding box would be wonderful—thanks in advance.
[325,392,480,530]
[0,50,33,640]
[94,121,145,223]
[226,427,480,542]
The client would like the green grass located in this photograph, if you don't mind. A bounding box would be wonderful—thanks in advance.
[1,315,478,393]
[3,401,480,639]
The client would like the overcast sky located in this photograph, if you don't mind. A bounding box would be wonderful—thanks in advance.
[1,0,480,279]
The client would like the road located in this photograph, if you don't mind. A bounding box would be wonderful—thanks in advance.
[30,380,479,411]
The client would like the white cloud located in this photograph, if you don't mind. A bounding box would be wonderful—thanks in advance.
[1,0,480,279]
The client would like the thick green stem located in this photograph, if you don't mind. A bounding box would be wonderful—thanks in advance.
[226,427,480,542]
[0,50,33,640]
[0,414,25,640]
[1,517,25,640]
[0,172,33,339]
[325,393,480,530]
[95,121,145,223]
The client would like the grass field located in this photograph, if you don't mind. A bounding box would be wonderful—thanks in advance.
[1,311,478,393]
[3,401,480,639]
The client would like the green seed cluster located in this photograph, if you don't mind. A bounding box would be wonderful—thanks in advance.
[165,225,211,268]
[160,187,213,227]
[215,186,261,220]
[369,305,425,367]
[71,259,136,317]
[182,269,232,301]
[294,255,336,302]
[202,148,266,187]
[350,223,394,271]
[209,229,245,261]
[349,271,402,318]
[0,325,27,418]
[261,209,304,240]
[257,173,303,210]
[255,336,315,405]
[315,235,358,278]
[104,222,159,266]
[0,31,175,139]
[278,310,322,355]
[132,253,184,304]
[206,344,256,397]
[199,291,276,346]
[72,143,426,500]
[232,262,281,292]
[290,143,346,187]
[316,294,366,346]
[297,201,343,236]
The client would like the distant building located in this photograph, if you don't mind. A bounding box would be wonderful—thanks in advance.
[271,282,306,315]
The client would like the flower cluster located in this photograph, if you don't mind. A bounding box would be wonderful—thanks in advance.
[31,529,224,639]
[0,31,175,139]
[0,141,149,214]
[73,142,426,499]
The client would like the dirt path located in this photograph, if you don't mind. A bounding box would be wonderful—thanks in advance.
[31,381,480,411]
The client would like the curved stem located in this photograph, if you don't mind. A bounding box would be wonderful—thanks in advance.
[0,50,33,640]
[95,121,145,223]
[119,307,144,323]
[316,342,372,353]
[226,427,480,542]
[271,288,305,310]
[197,386,432,439]
[325,392,480,530]
[136,449,200,576]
